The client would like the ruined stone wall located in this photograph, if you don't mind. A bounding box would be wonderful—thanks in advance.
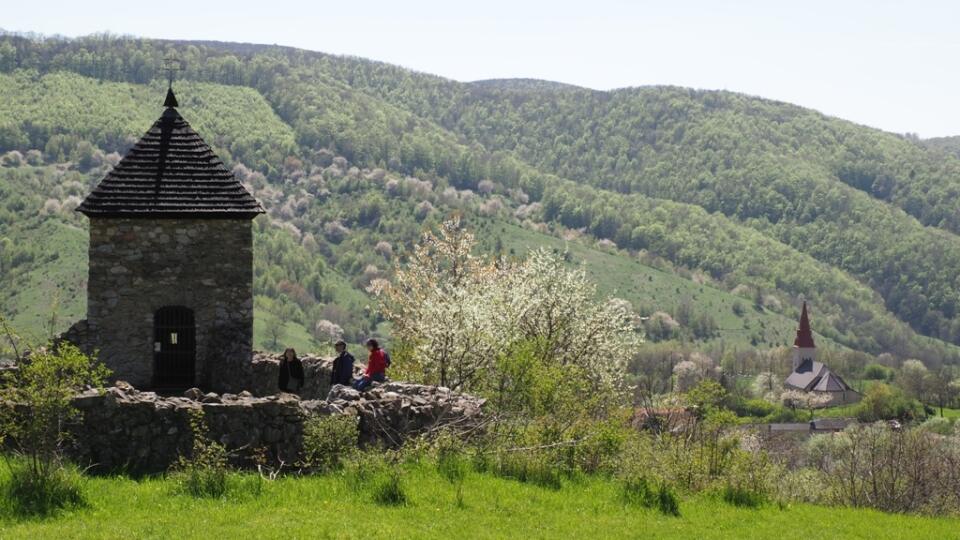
[85,218,254,391]
[65,381,485,473]
[220,353,362,398]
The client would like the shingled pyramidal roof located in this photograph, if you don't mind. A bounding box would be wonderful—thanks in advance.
[77,88,264,219]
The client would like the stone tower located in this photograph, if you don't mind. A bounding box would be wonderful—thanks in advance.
[76,88,264,390]
[791,301,816,371]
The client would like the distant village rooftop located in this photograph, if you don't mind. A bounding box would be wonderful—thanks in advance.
[783,302,859,406]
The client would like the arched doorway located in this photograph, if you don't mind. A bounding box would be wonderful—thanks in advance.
[154,306,196,387]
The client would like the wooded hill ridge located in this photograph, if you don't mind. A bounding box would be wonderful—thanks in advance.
[1,33,959,366]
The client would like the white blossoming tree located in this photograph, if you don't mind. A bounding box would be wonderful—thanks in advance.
[781,389,833,420]
[372,217,502,390]
[496,249,639,391]
[373,217,642,395]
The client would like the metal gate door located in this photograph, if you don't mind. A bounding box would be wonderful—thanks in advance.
[153,306,196,387]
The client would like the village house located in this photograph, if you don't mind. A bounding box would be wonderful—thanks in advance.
[783,302,860,407]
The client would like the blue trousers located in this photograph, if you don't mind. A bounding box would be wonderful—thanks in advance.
[353,372,385,391]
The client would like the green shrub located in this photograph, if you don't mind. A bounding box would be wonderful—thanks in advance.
[919,416,953,435]
[655,482,681,516]
[621,475,680,516]
[344,455,376,494]
[863,363,894,381]
[302,414,358,472]
[761,405,800,423]
[344,450,408,505]
[733,398,775,418]
[855,383,924,422]
[774,468,828,505]
[0,339,108,516]
[562,415,631,475]
[491,451,562,490]
[435,436,469,507]
[622,475,656,506]
[173,410,229,499]
[720,484,765,508]
[0,459,85,517]
[371,467,407,506]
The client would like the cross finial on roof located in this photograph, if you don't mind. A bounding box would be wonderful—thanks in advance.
[162,53,183,108]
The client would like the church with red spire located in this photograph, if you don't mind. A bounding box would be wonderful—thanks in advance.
[783,302,860,406]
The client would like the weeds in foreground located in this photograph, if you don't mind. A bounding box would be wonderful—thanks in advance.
[0,459,85,518]
[435,436,469,508]
[171,410,261,500]
[371,467,407,506]
[302,414,358,472]
[0,340,108,518]
[720,484,765,508]
[484,451,562,490]
[621,475,681,516]
[345,451,408,506]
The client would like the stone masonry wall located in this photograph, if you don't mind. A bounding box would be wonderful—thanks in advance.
[85,218,254,391]
[65,381,486,473]
[220,352,362,398]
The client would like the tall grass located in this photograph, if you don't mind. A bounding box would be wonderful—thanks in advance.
[621,475,680,516]
[485,451,562,490]
[0,459,85,518]
[345,451,408,506]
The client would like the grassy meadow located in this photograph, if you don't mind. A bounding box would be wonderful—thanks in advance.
[1,464,956,539]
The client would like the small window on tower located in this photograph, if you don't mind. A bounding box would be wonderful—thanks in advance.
[170,332,178,345]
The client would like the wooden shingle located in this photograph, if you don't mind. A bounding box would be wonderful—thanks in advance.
[77,90,264,219]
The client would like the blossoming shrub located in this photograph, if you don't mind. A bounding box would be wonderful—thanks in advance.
[374,217,642,397]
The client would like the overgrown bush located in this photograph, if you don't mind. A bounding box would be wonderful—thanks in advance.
[345,450,408,506]
[489,450,562,490]
[730,397,775,418]
[621,474,680,516]
[774,468,829,505]
[0,340,108,516]
[720,484,765,508]
[855,383,924,422]
[435,435,469,507]
[302,414,358,472]
[173,410,231,499]
[0,459,84,517]
[371,467,407,506]
[863,363,894,381]
[804,423,960,514]
[919,416,953,435]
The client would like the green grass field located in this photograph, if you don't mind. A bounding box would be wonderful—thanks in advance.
[1,464,955,539]
[1,220,88,344]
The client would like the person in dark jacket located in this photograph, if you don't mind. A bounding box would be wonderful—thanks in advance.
[330,340,355,387]
[278,347,304,393]
[353,338,387,392]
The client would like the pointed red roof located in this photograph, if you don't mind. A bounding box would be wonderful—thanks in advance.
[793,301,815,348]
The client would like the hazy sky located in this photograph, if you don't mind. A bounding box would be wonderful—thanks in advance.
[6,0,959,137]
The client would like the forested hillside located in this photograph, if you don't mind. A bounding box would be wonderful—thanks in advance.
[1,33,959,366]
[925,136,960,159]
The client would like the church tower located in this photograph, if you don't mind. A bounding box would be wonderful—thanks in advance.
[792,301,816,371]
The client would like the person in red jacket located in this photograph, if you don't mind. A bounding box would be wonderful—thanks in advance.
[353,338,387,391]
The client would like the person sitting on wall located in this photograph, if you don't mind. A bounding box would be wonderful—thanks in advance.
[353,338,387,392]
[330,340,355,387]
[278,347,305,393]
